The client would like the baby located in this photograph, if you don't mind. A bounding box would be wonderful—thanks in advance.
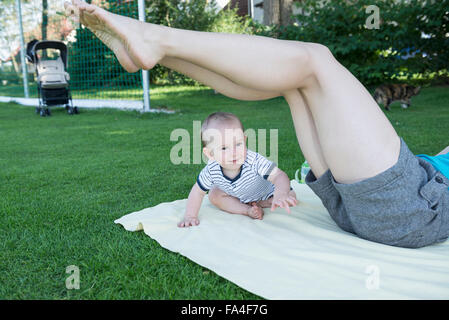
[178,112,298,227]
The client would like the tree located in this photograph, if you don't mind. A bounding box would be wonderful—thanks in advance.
[263,0,294,26]
[42,0,48,58]
[0,0,25,72]
[42,0,48,40]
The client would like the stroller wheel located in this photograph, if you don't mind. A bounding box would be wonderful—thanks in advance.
[67,107,74,115]
[46,108,51,116]
[74,107,79,114]
[39,108,46,117]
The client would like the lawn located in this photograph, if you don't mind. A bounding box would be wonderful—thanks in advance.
[0,82,146,100]
[0,85,448,299]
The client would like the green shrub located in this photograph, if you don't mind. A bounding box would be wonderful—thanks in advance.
[253,0,449,86]
[0,69,22,85]
[208,6,253,34]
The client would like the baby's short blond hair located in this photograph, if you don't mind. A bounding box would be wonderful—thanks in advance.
[201,112,244,148]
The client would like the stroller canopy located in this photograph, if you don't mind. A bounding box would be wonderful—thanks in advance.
[26,39,68,69]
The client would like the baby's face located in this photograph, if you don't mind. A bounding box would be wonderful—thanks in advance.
[203,121,247,170]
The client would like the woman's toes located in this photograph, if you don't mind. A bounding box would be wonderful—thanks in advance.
[73,0,87,9]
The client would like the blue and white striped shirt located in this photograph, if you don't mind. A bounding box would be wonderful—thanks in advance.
[197,149,277,203]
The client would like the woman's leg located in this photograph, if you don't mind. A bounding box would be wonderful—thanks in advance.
[66,0,400,184]
[65,0,314,91]
[65,1,282,101]
[159,57,281,101]
[283,89,329,179]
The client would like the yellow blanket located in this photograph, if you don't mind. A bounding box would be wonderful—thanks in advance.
[115,180,449,299]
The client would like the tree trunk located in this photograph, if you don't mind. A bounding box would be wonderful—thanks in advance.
[280,0,293,26]
[263,0,293,26]
[42,0,48,57]
[263,0,280,25]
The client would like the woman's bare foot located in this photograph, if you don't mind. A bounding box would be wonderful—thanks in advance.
[64,0,164,72]
[246,202,264,220]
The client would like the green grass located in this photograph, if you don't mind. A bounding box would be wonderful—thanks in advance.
[0,82,152,100]
[1,85,448,299]
[0,81,209,100]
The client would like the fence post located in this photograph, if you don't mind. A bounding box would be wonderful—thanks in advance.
[16,0,29,98]
[248,0,254,18]
[138,0,150,112]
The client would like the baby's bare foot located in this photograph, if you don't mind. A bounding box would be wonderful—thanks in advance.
[246,203,264,220]
[64,0,163,72]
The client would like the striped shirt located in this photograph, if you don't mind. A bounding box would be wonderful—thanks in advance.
[197,149,277,203]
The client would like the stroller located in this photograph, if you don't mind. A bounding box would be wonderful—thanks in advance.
[26,39,78,116]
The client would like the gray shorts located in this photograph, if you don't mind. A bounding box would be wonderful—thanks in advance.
[305,137,449,248]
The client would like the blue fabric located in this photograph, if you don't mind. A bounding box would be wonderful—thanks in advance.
[416,152,449,190]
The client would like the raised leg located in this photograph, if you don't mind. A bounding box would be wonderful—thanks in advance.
[159,57,281,101]
[283,89,329,179]
[65,0,314,91]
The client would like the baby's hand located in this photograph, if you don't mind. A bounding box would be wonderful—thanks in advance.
[271,191,298,214]
[246,202,264,220]
[178,215,200,228]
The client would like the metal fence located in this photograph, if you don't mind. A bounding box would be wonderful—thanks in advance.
[0,0,150,110]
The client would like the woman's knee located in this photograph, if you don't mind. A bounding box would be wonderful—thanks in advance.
[306,43,333,57]
[304,43,336,70]
[281,42,334,93]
